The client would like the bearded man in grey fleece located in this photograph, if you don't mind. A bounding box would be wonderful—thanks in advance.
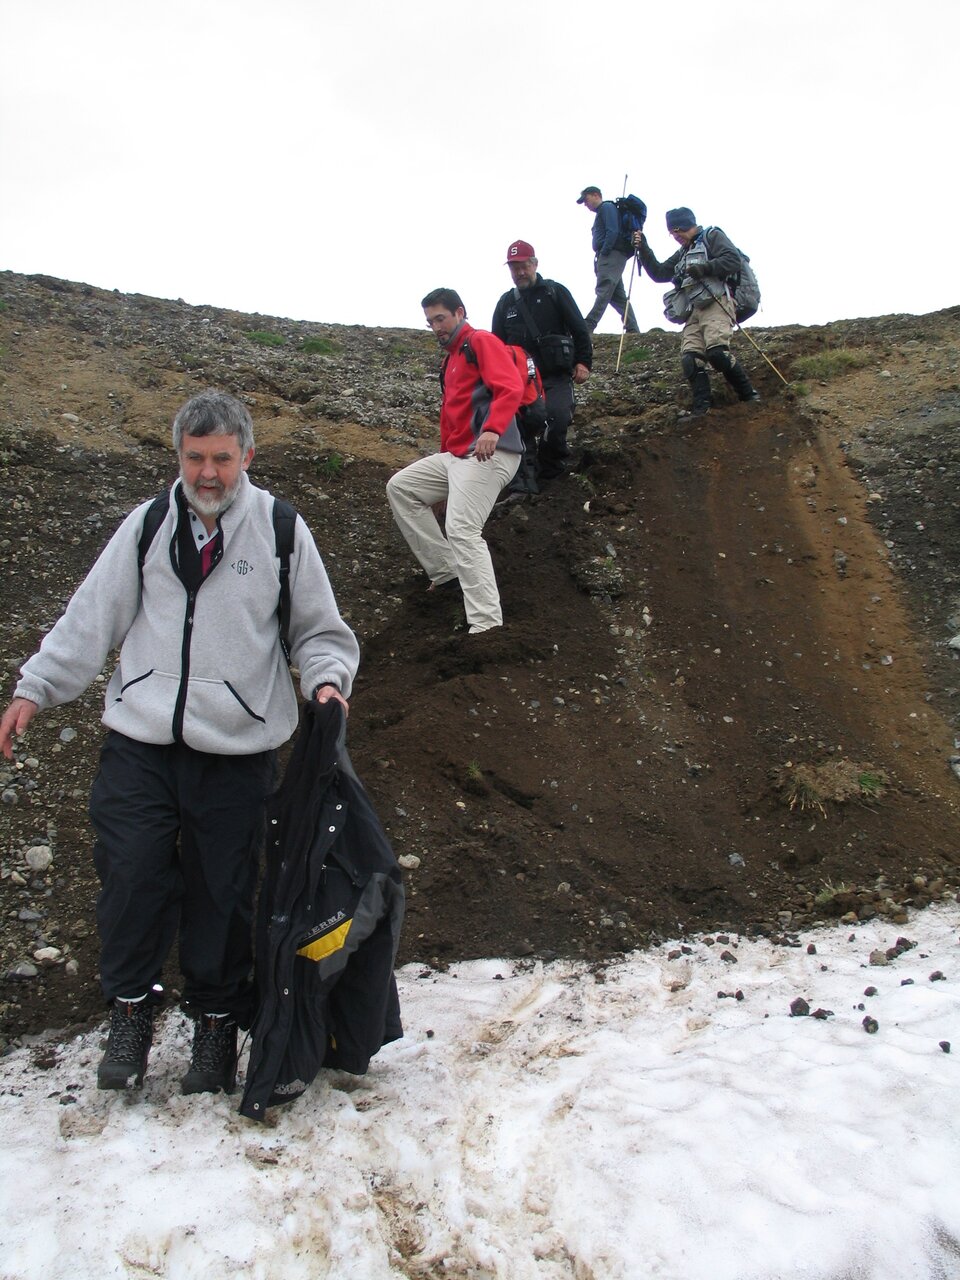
[0,390,359,1098]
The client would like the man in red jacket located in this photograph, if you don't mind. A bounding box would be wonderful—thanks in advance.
[387,288,524,634]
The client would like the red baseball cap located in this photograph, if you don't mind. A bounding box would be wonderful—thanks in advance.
[505,240,536,263]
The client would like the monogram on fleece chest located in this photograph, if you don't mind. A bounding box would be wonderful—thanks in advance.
[505,294,550,324]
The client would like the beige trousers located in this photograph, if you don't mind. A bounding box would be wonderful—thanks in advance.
[387,449,520,633]
[680,296,734,355]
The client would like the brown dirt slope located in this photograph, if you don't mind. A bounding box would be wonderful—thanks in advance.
[1,272,959,1041]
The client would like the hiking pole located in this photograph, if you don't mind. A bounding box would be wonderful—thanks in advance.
[616,250,640,374]
[614,172,634,373]
[712,287,790,386]
[732,321,789,386]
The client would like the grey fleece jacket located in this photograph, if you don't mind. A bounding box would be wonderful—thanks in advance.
[15,475,359,755]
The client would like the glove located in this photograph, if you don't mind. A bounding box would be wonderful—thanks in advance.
[686,262,708,281]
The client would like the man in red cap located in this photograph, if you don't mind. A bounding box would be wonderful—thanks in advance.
[492,240,591,488]
[577,186,640,334]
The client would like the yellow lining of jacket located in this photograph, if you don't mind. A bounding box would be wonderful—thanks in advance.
[296,919,353,961]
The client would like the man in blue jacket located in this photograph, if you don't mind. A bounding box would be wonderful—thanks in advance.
[577,185,640,334]
[0,390,360,1098]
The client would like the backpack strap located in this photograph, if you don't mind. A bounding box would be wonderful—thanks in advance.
[511,287,543,343]
[137,490,298,662]
[701,226,741,285]
[137,493,170,586]
[439,337,474,392]
[272,497,297,663]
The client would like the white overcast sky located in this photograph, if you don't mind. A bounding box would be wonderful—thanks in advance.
[1,0,955,335]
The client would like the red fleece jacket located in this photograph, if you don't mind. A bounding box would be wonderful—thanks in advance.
[439,322,524,457]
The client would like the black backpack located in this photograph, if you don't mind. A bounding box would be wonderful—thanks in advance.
[700,226,761,324]
[137,493,298,661]
[615,194,648,253]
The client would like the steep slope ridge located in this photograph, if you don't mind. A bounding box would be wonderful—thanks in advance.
[1,273,958,1039]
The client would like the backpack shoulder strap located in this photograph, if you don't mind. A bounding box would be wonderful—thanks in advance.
[703,226,743,281]
[511,287,542,341]
[272,497,297,663]
[137,493,170,585]
[439,338,475,392]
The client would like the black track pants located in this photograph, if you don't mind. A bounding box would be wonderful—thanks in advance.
[89,732,276,1022]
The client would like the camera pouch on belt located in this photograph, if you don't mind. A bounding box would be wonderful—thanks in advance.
[536,332,575,374]
[662,287,693,325]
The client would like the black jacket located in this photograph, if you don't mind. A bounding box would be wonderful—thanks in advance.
[637,225,741,288]
[492,277,593,372]
[240,700,404,1121]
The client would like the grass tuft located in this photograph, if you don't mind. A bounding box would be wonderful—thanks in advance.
[792,349,872,381]
[300,337,337,355]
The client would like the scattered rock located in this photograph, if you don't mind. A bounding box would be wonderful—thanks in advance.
[24,845,53,872]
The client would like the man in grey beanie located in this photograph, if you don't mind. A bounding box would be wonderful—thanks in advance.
[636,207,760,415]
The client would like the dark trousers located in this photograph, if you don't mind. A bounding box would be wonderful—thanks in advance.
[89,732,276,1023]
[585,249,639,332]
[539,374,576,473]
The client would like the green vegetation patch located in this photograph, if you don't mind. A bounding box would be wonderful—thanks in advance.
[315,451,345,479]
[814,878,852,909]
[792,348,873,381]
[247,330,286,347]
[299,337,338,355]
[772,759,889,817]
[620,346,652,365]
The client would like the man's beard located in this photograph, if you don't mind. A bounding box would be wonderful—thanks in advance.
[438,320,465,350]
[180,471,243,520]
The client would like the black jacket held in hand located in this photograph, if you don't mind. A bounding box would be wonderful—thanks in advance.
[240,700,404,1121]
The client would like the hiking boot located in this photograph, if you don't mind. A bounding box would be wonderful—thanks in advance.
[182,1013,239,1095]
[689,370,712,417]
[537,462,566,482]
[97,997,154,1090]
[705,345,758,402]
